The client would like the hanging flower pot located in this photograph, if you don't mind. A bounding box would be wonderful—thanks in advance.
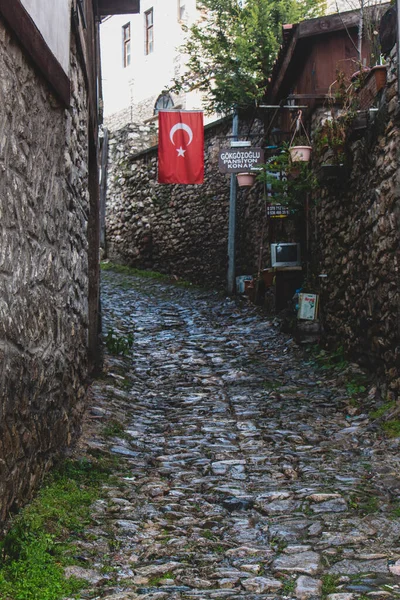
[288,111,312,162]
[289,145,312,162]
[370,64,387,92]
[237,172,256,187]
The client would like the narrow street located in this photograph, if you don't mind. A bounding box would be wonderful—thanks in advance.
[76,269,400,600]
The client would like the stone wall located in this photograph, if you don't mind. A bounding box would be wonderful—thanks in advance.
[105,117,275,287]
[311,50,400,398]
[0,19,89,521]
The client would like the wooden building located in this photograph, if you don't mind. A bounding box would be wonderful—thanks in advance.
[265,6,387,138]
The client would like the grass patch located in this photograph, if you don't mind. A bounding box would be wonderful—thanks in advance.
[102,419,126,438]
[148,572,175,586]
[200,529,217,541]
[100,261,195,288]
[346,381,367,396]
[370,401,396,421]
[306,345,348,372]
[0,457,117,600]
[263,380,281,391]
[101,261,168,280]
[322,574,340,597]
[104,328,134,356]
[281,576,296,594]
[348,490,380,514]
[390,503,400,518]
[382,419,400,438]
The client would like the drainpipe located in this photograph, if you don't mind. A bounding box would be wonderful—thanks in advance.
[99,127,109,250]
[227,108,239,294]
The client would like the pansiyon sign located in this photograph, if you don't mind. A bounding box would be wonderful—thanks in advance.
[218,147,264,173]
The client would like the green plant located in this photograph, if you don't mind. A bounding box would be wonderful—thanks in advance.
[258,144,318,211]
[201,529,217,541]
[148,572,175,586]
[313,70,359,166]
[314,117,349,165]
[382,419,400,438]
[370,401,396,420]
[102,419,126,438]
[348,491,379,514]
[281,576,296,594]
[104,328,134,356]
[309,344,348,371]
[322,574,340,597]
[0,457,117,600]
[346,381,367,396]
[290,134,311,147]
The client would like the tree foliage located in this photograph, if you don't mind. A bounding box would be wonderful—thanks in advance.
[173,0,326,115]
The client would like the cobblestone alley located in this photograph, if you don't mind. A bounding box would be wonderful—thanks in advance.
[76,269,400,600]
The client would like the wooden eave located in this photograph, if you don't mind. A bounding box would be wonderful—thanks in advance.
[266,8,379,104]
[0,0,71,106]
[268,24,299,103]
[97,0,140,15]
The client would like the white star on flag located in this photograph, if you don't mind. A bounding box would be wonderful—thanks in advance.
[176,147,186,157]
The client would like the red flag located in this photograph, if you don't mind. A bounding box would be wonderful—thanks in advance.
[158,111,204,184]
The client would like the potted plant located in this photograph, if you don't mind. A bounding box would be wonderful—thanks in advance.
[237,172,257,187]
[314,116,351,185]
[288,112,312,162]
[289,144,312,162]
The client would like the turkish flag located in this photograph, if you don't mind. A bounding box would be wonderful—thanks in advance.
[158,111,204,184]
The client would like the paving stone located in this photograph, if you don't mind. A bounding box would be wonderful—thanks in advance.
[389,559,400,575]
[71,271,400,600]
[295,575,322,599]
[241,576,283,592]
[328,559,390,574]
[272,551,321,575]
[310,498,348,513]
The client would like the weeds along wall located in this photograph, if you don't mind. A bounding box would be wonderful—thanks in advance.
[0,20,90,521]
[105,118,276,287]
[310,47,400,399]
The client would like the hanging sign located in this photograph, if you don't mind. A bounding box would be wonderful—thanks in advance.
[218,147,264,173]
[298,293,319,321]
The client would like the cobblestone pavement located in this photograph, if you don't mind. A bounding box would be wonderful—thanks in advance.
[75,270,400,600]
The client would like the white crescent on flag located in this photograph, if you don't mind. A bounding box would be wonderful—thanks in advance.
[169,123,193,146]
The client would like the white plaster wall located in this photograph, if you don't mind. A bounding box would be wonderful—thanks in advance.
[100,0,202,119]
[21,0,71,74]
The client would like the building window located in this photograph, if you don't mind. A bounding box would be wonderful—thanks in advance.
[178,0,186,21]
[122,22,131,67]
[154,93,174,115]
[145,8,154,55]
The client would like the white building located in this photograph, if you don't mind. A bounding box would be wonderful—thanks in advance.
[100,0,208,130]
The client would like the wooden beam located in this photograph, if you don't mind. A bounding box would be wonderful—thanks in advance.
[298,11,359,39]
[97,0,140,15]
[287,93,330,99]
[0,0,70,107]
[269,26,299,102]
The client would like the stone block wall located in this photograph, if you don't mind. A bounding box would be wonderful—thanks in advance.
[311,52,400,398]
[105,118,273,287]
[0,20,89,521]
